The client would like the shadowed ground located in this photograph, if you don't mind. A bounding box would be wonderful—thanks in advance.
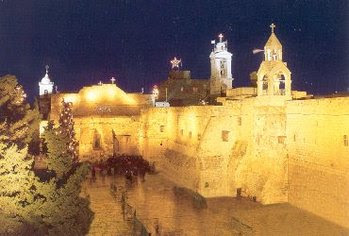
[85,173,349,236]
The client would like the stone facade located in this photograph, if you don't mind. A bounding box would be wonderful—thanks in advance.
[41,25,349,228]
[45,83,152,162]
[139,96,349,228]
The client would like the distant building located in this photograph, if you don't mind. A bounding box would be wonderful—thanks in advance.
[157,70,209,106]
[156,34,234,106]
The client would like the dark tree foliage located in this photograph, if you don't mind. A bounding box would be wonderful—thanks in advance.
[0,75,93,235]
[0,75,39,234]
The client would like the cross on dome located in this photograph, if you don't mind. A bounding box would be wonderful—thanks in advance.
[270,23,276,33]
[111,77,116,84]
[218,33,224,42]
[45,65,49,74]
[170,57,182,69]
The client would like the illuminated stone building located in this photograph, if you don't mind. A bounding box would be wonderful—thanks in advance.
[40,24,349,228]
[156,34,234,106]
[44,80,152,161]
[209,33,233,95]
[157,70,209,106]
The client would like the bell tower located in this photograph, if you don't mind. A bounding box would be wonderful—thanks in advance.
[256,24,292,98]
[39,65,54,96]
[209,34,233,95]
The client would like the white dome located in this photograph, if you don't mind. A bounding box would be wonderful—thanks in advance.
[40,73,51,84]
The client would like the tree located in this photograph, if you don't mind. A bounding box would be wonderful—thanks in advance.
[37,121,93,235]
[249,71,258,87]
[58,100,79,161]
[0,75,38,234]
[0,75,93,234]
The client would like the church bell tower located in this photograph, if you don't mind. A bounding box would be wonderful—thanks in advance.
[209,34,233,95]
[39,65,54,96]
[256,24,292,98]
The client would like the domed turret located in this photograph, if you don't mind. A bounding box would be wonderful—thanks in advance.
[39,65,54,95]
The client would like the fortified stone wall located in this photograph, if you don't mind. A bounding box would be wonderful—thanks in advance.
[286,97,349,227]
[140,98,289,204]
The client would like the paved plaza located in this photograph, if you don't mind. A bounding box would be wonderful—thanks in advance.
[84,173,349,236]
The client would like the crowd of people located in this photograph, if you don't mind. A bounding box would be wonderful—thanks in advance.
[90,155,155,183]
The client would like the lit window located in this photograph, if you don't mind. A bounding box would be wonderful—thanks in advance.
[344,135,348,147]
[222,130,229,142]
[278,136,286,144]
[160,125,165,132]
[238,117,242,126]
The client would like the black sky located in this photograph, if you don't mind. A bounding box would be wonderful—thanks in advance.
[0,0,348,100]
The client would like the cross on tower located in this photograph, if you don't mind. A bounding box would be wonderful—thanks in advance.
[111,77,116,84]
[218,33,224,42]
[270,23,276,33]
[45,65,49,74]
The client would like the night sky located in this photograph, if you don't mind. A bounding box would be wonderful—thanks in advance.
[0,0,348,101]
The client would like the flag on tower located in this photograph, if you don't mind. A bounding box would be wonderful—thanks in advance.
[252,48,264,54]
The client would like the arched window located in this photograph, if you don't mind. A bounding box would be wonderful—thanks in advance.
[93,129,101,150]
[279,74,286,95]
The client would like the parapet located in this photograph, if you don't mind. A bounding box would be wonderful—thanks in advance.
[168,70,191,80]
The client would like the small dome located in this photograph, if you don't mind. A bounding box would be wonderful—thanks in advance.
[40,72,51,84]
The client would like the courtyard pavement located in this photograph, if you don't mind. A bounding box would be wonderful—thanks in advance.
[84,172,349,236]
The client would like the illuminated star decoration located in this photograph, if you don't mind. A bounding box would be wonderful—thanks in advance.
[170,57,182,70]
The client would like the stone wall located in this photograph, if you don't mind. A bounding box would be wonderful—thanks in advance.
[45,88,349,228]
[75,116,141,161]
[140,99,289,204]
[286,97,349,227]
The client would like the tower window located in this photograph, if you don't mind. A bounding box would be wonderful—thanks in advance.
[238,117,242,126]
[278,136,286,144]
[344,135,348,147]
[221,130,229,142]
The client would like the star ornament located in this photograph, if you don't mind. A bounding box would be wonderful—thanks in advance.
[170,57,182,69]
